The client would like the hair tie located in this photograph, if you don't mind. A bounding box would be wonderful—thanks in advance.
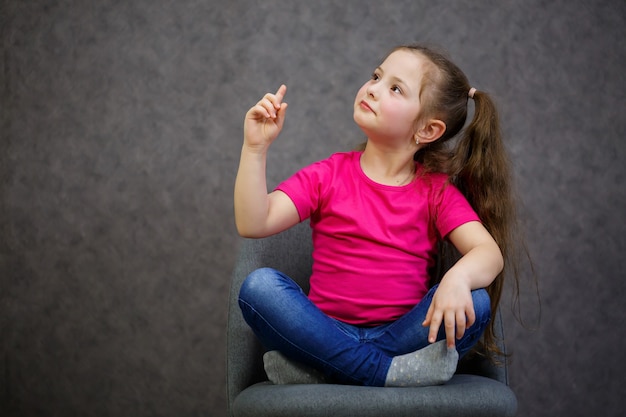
[468,87,477,99]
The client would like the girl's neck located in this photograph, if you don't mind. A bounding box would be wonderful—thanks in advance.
[360,142,416,186]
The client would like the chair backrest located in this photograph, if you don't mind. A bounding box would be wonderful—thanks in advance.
[227,221,509,410]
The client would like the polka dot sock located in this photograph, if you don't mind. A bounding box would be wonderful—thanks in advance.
[384,340,459,387]
[263,351,329,384]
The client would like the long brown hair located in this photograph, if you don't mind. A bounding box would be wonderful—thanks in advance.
[394,44,531,360]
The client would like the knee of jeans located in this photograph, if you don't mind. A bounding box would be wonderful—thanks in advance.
[472,288,491,324]
[239,267,280,303]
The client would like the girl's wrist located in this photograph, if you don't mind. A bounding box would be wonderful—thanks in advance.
[241,142,270,156]
[440,269,473,290]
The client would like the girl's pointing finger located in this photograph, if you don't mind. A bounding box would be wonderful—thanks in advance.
[274,84,287,108]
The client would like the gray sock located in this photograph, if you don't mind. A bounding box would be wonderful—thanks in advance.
[384,340,459,387]
[263,351,329,384]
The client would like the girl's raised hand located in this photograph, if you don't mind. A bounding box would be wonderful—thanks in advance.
[243,85,288,151]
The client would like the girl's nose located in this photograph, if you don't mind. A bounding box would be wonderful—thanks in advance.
[366,83,378,99]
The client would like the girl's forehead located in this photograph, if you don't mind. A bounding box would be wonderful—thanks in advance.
[382,49,428,67]
[380,50,430,84]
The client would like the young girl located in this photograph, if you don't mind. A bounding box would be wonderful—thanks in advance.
[235,44,516,387]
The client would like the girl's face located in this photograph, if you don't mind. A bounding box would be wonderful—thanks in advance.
[353,49,430,145]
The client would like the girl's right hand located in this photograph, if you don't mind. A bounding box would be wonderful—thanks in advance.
[243,84,288,151]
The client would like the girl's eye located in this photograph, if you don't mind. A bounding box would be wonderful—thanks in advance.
[371,73,380,81]
[391,85,402,94]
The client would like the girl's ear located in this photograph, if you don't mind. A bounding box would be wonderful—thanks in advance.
[415,119,446,144]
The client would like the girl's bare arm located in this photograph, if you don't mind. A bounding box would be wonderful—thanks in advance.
[234,85,300,238]
[423,221,504,347]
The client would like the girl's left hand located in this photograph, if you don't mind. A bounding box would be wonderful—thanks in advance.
[422,276,475,348]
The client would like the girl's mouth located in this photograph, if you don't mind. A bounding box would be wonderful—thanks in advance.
[359,100,375,113]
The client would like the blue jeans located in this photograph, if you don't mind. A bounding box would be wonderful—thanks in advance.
[238,267,491,387]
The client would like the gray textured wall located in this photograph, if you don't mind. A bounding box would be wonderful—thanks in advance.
[1,1,624,416]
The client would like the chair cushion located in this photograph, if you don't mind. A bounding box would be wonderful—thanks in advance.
[232,374,517,417]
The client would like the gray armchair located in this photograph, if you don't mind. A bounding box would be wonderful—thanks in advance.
[227,221,517,417]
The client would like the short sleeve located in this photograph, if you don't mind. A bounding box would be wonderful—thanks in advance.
[275,158,334,222]
[432,181,481,238]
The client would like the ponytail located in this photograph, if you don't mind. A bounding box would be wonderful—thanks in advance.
[449,91,517,358]
[452,90,512,253]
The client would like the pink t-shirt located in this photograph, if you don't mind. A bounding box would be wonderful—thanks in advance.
[276,151,480,326]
